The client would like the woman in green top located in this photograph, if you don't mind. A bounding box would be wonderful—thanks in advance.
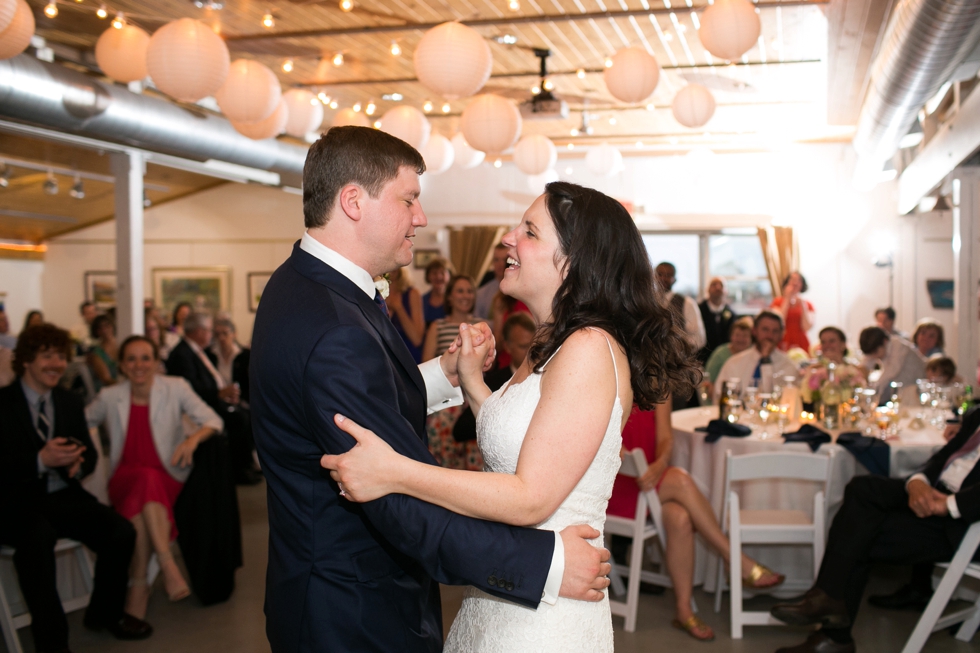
[704,316,754,387]
[87,313,119,390]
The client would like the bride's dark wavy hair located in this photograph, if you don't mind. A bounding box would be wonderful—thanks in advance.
[527,181,701,409]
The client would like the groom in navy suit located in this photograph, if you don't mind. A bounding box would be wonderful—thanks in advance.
[251,126,610,653]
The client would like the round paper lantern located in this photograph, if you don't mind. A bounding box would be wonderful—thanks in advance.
[460,94,522,155]
[0,0,20,34]
[0,0,34,60]
[95,24,150,83]
[215,59,281,123]
[513,134,557,176]
[603,47,660,104]
[698,0,761,61]
[232,98,288,140]
[451,132,485,169]
[414,22,492,100]
[422,134,455,175]
[586,143,623,178]
[146,18,230,102]
[332,108,370,128]
[380,105,431,150]
[672,83,716,128]
[282,89,324,137]
[527,168,559,195]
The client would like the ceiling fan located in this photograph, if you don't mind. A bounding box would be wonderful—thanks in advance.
[482,48,592,121]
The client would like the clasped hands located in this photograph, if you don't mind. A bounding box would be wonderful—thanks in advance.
[907,478,949,518]
[39,437,86,478]
[439,321,496,388]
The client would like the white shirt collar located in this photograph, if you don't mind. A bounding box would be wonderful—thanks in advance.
[300,232,376,299]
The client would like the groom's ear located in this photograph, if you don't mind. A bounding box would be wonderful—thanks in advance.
[338,184,364,222]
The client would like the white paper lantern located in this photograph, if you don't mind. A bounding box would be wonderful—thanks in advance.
[0,0,20,34]
[603,47,660,104]
[451,132,485,169]
[460,94,522,155]
[146,18,230,103]
[281,89,324,137]
[380,105,431,151]
[672,84,716,128]
[332,108,370,128]
[527,168,559,195]
[232,99,288,140]
[698,0,761,61]
[586,143,624,178]
[95,24,150,83]
[513,134,557,176]
[0,0,34,60]
[422,134,455,175]
[414,22,492,100]
[215,59,281,123]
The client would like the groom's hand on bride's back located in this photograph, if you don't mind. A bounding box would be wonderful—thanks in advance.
[558,525,612,602]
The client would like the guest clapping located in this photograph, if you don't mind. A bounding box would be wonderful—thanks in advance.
[386,266,426,363]
[912,319,945,359]
[87,314,119,390]
[769,272,814,352]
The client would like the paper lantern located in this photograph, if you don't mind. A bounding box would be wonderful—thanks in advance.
[413,22,492,100]
[0,0,20,34]
[672,84,716,128]
[513,134,557,176]
[380,105,431,151]
[95,24,150,83]
[586,143,623,178]
[460,94,521,155]
[281,89,324,137]
[698,0,761,61]
[146,18,230,102]
[215,59,281,123]
[332,108,370,128]
[451,132,485,169]
[0,0,34,60]
[527,168,559,195]
[603,47,660,104]
[422,134,455,175]
[232,98,288,140]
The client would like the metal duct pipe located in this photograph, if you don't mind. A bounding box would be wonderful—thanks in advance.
[853,0,980,176]
[0,55,307,183]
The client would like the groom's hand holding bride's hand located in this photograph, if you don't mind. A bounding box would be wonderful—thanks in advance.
[440,322,496,387]
[559,526,612,602]
[321,414,401,502]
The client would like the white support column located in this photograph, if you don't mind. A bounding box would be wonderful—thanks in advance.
[110,150,145,341]
[950,168,980,384]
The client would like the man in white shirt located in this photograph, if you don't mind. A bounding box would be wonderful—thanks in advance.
[474,243,508,319]
[858,326,926,400]
[655,262,706,350]
[715,310,798,397]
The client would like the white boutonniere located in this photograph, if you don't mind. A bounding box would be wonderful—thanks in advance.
[374,275,390,299]
[722,310,732,320]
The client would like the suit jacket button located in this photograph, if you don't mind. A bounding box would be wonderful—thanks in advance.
[488,576,497,586]
[506,582,514,591]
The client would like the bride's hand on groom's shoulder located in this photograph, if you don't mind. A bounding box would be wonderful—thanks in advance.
[320,414,401,502]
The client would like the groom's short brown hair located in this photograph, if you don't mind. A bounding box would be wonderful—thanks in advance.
[303,126,426,229]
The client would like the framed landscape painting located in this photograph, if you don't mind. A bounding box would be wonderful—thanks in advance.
[84,271,117,309]
[152,267,231,319]
[248,272,272,312]
[413,249,441,270]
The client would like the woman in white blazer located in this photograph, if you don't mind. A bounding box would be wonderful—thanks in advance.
[86,335,223,619]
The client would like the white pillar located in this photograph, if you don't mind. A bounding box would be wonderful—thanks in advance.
[950,168,980,384]
[110,150,145,341]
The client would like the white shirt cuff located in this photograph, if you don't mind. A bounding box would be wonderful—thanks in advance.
[37,452,48,476]
[947,494,961,519]
[906,473,929,491]
[541,531,564,605]
[420,357,464,415]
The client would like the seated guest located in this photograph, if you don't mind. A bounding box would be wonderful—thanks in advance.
[0,324,152,650]
[704,316,754,385]
[490,291,531,370]
[912,319,945,359]
[925,356,961,385]
[166,312,261,485]
[169,302,192,337]
[715,310,798,397]
[23,309,44,331]
[608,400,784,642]
[800,327,867,409]
[770,405,980,653]
[87,335,223,619]
[769,272,814,352]
[144,308,169,369]
[210,317,251,404]
[698,276,737,364]
[0,304,16,349]
[859,326,926,401]
[386,266,426,364]
[87,313,119,391]
[421,257,450,328]
[875,306,909,340]
[71,301,99,353]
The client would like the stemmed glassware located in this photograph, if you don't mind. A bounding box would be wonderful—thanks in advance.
[854,388,878,436]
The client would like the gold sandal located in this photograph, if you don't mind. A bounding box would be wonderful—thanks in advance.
[672,615,715,642]
[744,562,786,589]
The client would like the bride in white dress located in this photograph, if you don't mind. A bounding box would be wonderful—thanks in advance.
[323,182,700,652]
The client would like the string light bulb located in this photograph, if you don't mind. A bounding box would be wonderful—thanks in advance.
[332,52,344,67]
[423,100,433,113]
[365,101,376,116]
[570,128,579,136]
[373,120,381,129]
[608,116,617,125]
[111,12,125,29]
[69,176,85,199]
[531,85,540,95]
[282,59,294,73]
[352,101,361,112]
[262,12,275,28]
[567,143,575,150]
[329,100,338,109]
[441,102,451,113]
[44,2,58,18]
[339,0,354,11]
[543,79,554,91]
[508,0,520,11]
[604,56,613,68]
[317,92,331,104]
[576,68,586,79]
[96,4,107,18]
[493,158,502,168]
[390,42,401,56]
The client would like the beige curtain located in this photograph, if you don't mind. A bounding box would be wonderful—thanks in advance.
[449,226,505,280]
[758,226,798,298]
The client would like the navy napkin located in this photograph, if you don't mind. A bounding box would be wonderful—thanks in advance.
[782,424,832,452]
[836,431,890,477]
[697,420,752,443]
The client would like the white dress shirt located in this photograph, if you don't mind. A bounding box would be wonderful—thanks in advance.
[715,346,798,398]
[666,291,707,350]
[907,424,980,519]
[300,233,564,603]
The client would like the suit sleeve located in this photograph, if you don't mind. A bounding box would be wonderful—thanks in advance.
[63,392,98,480]
[304,324,554,608]
[167,348,221,408]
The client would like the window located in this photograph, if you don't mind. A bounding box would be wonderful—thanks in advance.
[641,234,700,299]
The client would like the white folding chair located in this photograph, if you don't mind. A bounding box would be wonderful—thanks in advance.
[0,539,95,653]
[901,521,980,653]
[713,449,834,638]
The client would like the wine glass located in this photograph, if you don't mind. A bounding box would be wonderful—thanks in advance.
[757,393,773,439]
[856,388,878,435]
[743,386,759,425]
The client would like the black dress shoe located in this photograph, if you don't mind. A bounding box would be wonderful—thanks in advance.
[771,587,850,629]
[775,631,856,653]
[868,583,932,611]
[84,613,153,640]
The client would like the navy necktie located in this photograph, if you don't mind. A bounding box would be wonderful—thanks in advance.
[374,290,390,318]
[36,398,50,441]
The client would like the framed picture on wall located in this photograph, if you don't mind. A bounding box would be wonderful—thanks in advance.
[84,271,117,309]
[0,291,6,311]
[413,249,441,270]
[926,279,954,309]
[247,272,273,312]
[152,267,231,320]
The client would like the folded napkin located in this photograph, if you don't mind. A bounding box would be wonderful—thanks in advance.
[782,424,832,452]
[697,420,752,443]
[836,431,890,477]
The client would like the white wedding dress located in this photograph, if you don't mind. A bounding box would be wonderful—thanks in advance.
[444,333,624,653]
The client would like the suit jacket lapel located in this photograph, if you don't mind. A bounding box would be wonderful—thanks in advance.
[11,382,43,451]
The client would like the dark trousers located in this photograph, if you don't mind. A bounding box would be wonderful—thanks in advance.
[816,476,957,635]
[221,406,257,476]
[0,486,135,652]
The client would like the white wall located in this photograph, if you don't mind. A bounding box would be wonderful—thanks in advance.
[0,258,44,334]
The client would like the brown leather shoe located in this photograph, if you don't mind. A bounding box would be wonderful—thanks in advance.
[775,631,855,653]
[771,587,850,628]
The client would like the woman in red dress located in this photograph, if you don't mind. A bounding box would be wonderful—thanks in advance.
[769,272,815,352]
[87,336,223,618]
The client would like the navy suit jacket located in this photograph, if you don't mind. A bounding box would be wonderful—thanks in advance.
[250,243,555,653]
[918,405,980,529]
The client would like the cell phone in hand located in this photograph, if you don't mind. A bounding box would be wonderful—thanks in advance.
[65,437,85,448]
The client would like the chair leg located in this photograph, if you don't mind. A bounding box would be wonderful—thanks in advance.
[624,530,645,633]
[0,569,25,653]
[729,494,743,639]
[954,593,980,642]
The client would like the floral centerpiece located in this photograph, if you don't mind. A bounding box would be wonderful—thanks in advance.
[800,359,867,406]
